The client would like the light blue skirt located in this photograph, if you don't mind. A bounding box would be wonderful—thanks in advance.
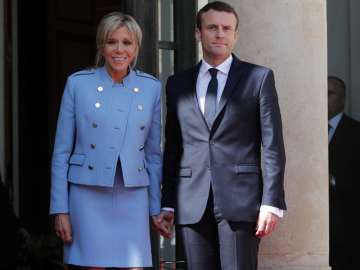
[64,163,152,268]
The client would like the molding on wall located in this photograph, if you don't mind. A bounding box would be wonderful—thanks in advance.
[0,0,6,184]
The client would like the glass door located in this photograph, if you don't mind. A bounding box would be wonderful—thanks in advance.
[157,0,197,269]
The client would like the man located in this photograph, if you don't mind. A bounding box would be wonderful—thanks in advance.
[159,2,286,269]
[328,76,360,270]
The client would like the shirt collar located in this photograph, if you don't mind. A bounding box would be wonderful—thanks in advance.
[329,112,343,130]
[98,65,135,86]
[199,55,233,78]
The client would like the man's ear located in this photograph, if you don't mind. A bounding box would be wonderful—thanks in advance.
[195,28,201,42]
[234,30,239,42]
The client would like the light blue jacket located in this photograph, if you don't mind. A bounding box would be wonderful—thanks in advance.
[50,66,162,216]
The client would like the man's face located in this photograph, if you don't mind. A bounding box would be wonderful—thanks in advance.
[328,78,345,119]
[196,10,238,65]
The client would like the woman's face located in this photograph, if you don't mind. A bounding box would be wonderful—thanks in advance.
[102,26,138,81]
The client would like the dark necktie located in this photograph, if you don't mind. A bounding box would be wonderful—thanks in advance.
[204,68,218,127]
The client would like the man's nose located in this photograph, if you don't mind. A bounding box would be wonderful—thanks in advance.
[216,28,225,37]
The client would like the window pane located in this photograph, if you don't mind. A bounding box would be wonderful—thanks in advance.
[158,0,174,42]
[159,231,176,269]
[158,48,176,267]
[159,49,174,85]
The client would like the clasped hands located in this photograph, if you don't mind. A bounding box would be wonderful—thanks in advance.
[56,210,276,242]
[151,211,174,238]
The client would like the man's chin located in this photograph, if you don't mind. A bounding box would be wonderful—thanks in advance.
[211,50,231,59]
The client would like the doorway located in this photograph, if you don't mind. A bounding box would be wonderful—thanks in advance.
[10,0,197,269]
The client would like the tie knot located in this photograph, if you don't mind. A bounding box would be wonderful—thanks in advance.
[209,68,218,78]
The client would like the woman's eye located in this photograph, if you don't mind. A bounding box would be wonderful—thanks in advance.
[123,40,133,46]
[106,39,117,45]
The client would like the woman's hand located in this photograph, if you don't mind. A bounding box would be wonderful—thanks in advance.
[151,212,174,239]
[54,213,73,243]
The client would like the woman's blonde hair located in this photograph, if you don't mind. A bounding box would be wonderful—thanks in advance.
[95,12,142,68]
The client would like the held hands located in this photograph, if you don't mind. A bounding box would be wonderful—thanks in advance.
[255,211,279,238]
[151,211,175,239]
[54,213,73,243]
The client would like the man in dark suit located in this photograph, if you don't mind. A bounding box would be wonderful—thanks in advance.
[328,76,360,270]
[158,2,286,269]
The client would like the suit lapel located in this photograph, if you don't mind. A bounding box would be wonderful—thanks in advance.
[216,56,244,118]
[190,62,211,131]
[210,56,246,134]
[330,115,348,149]
[188,57,246,133]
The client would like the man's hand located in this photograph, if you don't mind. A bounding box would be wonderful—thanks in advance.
[54,214,73,243]
[152,211,174,239]
[255,211,279,238]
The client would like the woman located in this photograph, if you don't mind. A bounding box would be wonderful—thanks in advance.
[50,12,166,270]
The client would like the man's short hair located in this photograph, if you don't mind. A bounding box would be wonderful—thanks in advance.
[328,76,346,97]
[197,1,239,30]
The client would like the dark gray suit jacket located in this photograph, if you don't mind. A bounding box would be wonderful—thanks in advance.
[329,114,360,267]
[162,56,286,225]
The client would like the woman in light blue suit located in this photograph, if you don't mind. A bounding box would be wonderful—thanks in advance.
[50,12,167,270]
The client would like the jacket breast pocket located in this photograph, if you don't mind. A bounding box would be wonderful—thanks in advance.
[235,165,259,174]
[178,167,192,178]
[229,98,258,117]
[68,154,86,166]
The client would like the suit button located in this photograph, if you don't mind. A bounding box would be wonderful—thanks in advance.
[209,140,215,145]
[92,123,98,128]
[88,165,94,170]
[139,145,144,151]
[138,167,143,172]
[90,144,96,149]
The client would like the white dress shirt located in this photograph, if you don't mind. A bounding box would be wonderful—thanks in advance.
[328,112,343,143]
[196,56,233,114]
[163,56,284,218]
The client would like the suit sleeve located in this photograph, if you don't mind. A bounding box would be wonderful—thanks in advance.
[49,77,76,214]
[161,76,183,209]
[145,81,163,216]
[259,69,286,210]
